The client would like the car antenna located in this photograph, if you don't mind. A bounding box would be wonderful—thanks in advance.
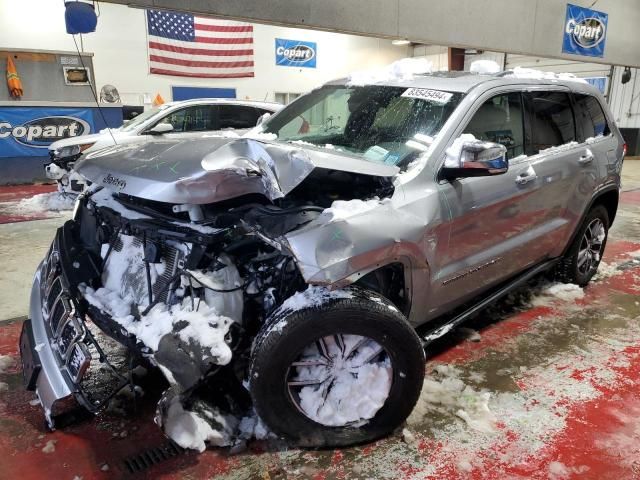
[71,33,118,146]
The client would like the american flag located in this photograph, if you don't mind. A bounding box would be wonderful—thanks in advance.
[146,9,254,78]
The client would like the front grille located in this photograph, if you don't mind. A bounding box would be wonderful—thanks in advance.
[58,317,80,357]
[49,295,70,334]
[46,277,63,314]
[40,242,91,388]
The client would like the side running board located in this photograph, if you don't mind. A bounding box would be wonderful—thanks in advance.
[422,259,559,346]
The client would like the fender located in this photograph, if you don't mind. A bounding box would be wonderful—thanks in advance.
[561,183,619,257]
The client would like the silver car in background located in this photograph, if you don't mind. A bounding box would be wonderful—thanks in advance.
[45,98,282,192]
[21,70,624,450]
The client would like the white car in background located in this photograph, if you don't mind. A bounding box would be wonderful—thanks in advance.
[45,98,282,192]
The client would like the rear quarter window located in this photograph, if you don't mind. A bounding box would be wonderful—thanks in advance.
[573,93,610,140]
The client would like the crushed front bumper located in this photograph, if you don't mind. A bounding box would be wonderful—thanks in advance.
[22,261,79,424]
[21,224,134,426]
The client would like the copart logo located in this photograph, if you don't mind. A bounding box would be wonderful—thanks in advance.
[102,174,127,190]
[565,17,606,48]
[276,44,315,63]
[0,116,90,148]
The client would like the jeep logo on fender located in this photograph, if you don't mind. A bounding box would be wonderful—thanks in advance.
[565,17,606,49]
[102,173,127,190]
[276,44,315,63]
[0,116,90,148]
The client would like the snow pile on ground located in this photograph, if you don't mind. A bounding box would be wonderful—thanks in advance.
[593,261,619,281]
[15,192,75,212]
[0,355,13,373]
[318,197,391,223]
[444,134,477,167]
[41,439,57,453]
[531,282,584,306]
[408,364,497,434]
[593,400,640,471]
[470,59,501,74]
[506,67,588,84]
[158,394,238,452]
[348,58,433,86]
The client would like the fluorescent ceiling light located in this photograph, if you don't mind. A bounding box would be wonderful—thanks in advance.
[392,39,411,46]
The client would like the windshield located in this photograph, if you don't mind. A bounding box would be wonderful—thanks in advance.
[263,85,463,169]
[120,105,170,132]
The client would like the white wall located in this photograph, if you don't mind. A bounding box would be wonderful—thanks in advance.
[412,45,448,71]
[0,0,409,105]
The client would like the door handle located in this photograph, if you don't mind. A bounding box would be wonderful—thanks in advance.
[515,172,537,185]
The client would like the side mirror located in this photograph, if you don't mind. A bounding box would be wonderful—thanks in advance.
[441,140,508,180]
[147,122,173,135]
[256,112,272,126]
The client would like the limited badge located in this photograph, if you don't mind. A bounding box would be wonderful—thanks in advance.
[401,88,453,105]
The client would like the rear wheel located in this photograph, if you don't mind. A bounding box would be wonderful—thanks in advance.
[249,287,425,447]
[555,205,609,286]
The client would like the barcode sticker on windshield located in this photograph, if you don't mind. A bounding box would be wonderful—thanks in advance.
[401,88,453,104]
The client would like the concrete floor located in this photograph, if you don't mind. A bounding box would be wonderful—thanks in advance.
[1,163,640,479]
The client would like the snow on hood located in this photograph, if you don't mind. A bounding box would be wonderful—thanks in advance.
[75,136,398,205]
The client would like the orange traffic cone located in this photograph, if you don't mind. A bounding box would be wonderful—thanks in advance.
[6,56,23,98]
[152,93,165,106]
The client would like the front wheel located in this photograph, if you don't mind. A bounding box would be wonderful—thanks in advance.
[555,205,609,286]
[249,287,425,447]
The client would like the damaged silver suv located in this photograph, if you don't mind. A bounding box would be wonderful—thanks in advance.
[20,68,624,450]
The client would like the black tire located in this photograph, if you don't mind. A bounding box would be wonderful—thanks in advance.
[249,287,425,447]
[555,204,609,286]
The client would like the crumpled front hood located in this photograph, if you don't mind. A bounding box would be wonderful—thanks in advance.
[75,136,398,205]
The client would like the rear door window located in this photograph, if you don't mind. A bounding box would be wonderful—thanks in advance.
[218,105,261,129]
[573,94,610,140]
[524,92,576,155]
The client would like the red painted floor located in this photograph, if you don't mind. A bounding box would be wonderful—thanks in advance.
[0,174,639,479]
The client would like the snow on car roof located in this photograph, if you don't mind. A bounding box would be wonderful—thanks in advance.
[330,69,601,95]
